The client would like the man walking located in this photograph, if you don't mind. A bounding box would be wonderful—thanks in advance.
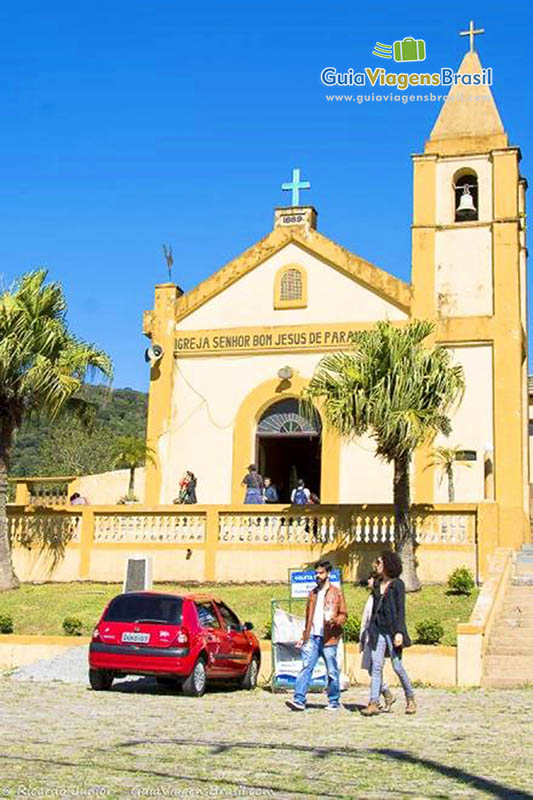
[286,560,347,711]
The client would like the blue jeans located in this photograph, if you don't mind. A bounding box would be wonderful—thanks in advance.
[370,633,414,703]
[294,635,341,707]
[244,489,263,504]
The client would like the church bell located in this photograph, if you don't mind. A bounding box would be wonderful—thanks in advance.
[456,185,477,218]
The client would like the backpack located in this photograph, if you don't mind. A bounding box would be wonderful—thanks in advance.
[293,487,308,505]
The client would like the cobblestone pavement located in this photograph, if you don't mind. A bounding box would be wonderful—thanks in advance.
[0,676,532,800]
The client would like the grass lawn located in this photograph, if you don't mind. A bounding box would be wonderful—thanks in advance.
[0,581,477,644]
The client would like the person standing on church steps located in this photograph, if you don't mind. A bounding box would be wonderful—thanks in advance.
[241,464,264,504]
[361,551,416,717]
[286,559,347,712]
[263,477,278,503]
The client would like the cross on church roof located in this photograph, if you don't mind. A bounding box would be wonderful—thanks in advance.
[460,20,485,53]
[281,168,310,207]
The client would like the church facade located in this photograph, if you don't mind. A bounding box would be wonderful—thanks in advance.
[142,47,529,550]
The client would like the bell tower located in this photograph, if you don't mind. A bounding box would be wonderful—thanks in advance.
[411,26,529,551]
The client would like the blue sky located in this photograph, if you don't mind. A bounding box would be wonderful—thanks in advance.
[0,0,530,390]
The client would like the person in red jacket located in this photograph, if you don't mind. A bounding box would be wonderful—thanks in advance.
[286,560,347,711]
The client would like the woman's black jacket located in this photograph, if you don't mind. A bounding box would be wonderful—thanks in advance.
[368,578,412,651]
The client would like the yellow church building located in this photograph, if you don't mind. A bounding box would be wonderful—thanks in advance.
[142,44,529,552]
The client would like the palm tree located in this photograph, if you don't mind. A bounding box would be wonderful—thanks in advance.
[0,270,113,591]
[110,436,155,501]
[303,320,464,591]
[428,446,471,502]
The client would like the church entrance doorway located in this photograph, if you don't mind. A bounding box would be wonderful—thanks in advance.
[256,399,321,503]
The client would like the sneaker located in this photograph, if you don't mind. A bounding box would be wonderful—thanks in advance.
[360,701,381,717]
[382,689,396,712]
[405,697,417,715]
[325,704,341,711]
[286,699,306,712]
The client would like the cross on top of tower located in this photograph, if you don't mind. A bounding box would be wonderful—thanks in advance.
[281,168,310,207]
[459,20,485,53]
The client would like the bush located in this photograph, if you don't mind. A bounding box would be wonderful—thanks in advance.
[343,615,361,643]
[0,614,14,634]
[263,619,272,640]
[62,616,83,636]
[415,618,444,645]
[448,566,475,595]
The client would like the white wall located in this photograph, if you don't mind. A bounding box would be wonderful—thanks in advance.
[76,468,146,505]
[177,242,407,331]
[433,345,493,502]
[160,354,396,504]
[339,436,393,503]
[435,227,493,317]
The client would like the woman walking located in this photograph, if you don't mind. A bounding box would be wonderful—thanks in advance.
[361,551,416,716]
[359,568,395,711]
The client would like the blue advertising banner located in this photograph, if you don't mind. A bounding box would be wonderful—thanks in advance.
[290,568,342,599]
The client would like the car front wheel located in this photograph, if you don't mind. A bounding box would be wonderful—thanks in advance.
[239,656,259,690]
[89,668,114,691]
[182,658,207,697]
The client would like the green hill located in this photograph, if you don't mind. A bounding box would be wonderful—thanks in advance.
[10,387,148,478]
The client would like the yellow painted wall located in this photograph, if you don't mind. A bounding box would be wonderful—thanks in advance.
[10,538,476,585]
[433,345,493,503]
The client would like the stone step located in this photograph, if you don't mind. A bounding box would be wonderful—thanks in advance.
[489,624,533,636]
[499,602,533,620]
[514,563,533,574]
[516,553,533,564]
[481,676,533,688]
[490,628,533,641]
[504,586,533,597]
[502,596,533,605]
[512,576,533,586]
[502,594,533,604]
[492,618,533,628]
[486,644,533,656]
[483,654,533,675]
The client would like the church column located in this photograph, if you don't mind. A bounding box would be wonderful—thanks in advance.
[492,148,527,545]
[411,153,438,503]
[144,283,181,505]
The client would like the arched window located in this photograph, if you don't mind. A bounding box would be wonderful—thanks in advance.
[280,269,302,301]
[274,265,307,309]
[257,398,321,435]
[454,170,478,222]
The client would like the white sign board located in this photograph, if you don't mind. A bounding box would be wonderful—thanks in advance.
[271,606,348,691]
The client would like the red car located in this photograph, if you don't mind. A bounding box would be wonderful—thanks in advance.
[88,591,261,697]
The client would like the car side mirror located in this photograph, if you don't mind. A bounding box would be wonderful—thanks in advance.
[243,621,254,631]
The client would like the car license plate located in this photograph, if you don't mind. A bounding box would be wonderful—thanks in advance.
[121,632,150,644]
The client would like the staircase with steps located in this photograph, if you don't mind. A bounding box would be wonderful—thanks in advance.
[482,544,533,687]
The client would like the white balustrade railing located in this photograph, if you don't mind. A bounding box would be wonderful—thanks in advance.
[218,509,476,546]
[8,512,82,547]
[93,513,206,543]
[6,505,476,551]
[218,513,338,544]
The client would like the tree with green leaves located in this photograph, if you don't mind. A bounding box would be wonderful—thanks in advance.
[303,320,464,591]
[37,416,115,477]
[110,436,155,501]
[428,445,471,503]
[0,270,113,591]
